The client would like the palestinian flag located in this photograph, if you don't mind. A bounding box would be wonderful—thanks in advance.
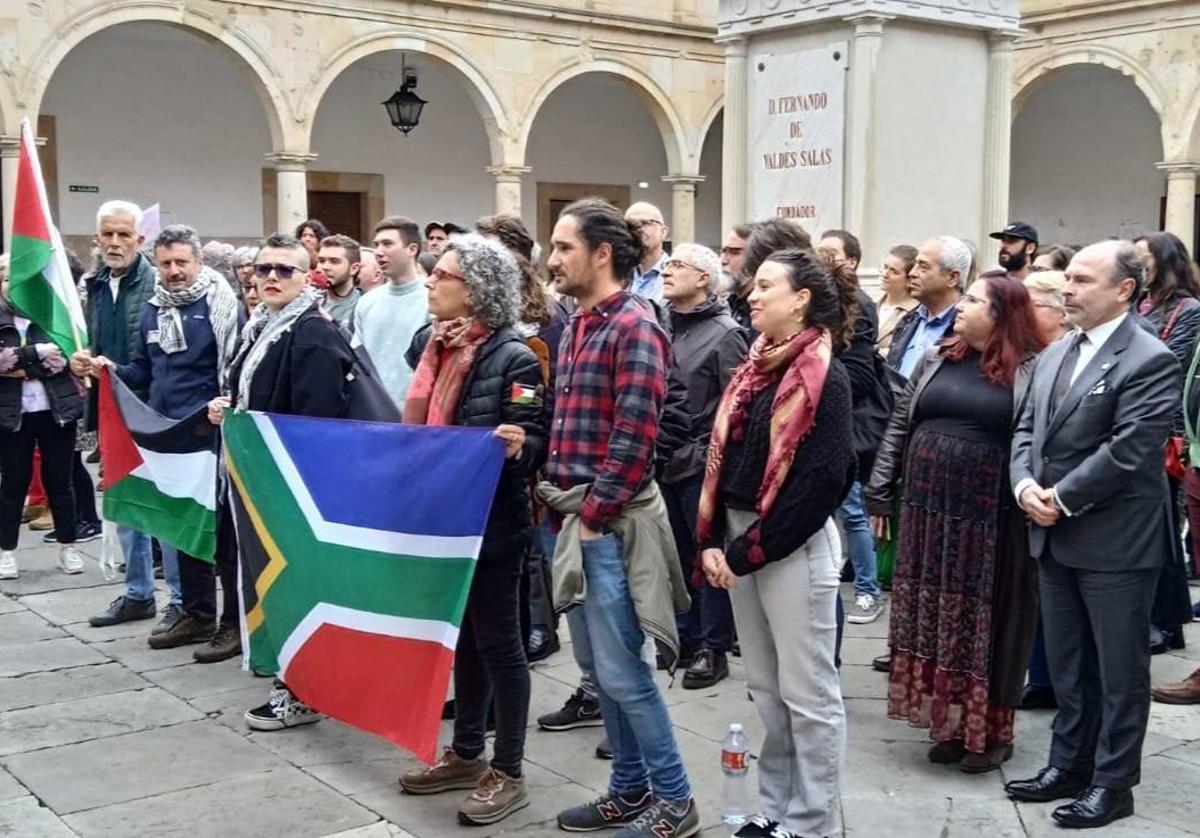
[223,411,505,763]
[8,118,88,355]
[98,369,218,560]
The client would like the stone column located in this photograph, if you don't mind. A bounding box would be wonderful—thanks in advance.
[266,152,317,232]
[662,175,705,243]
[980,31,1019,256]
[843,14,889,240]
[720,36,748,235]
[485,165,532,218]
[1,136,20,251]
[1158,161,1199,251]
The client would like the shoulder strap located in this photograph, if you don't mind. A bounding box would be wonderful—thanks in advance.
[1161,299,1188,340]
[1185,335,1200,447]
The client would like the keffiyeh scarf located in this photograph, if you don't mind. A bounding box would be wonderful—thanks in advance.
[149,266,240,388]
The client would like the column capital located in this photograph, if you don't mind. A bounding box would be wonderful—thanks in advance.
[0,134,46,154]
[485,164,532,183]
[1157,160,1200,178]
[265,151,317,171]
[662,174,705,189]
[844,13,893,34]
[988,29,1023,48]
[717,35,748,57]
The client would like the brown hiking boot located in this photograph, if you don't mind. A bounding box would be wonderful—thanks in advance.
[457,767,529,825]
[21,503,46,523]
[399,747,487,795]
[28,510,54,531]
[1152,667,1200,704]
[147,615,214,649]
[193,623,242,663]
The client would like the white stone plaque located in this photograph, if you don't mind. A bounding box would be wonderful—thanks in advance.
[747,43,846,234]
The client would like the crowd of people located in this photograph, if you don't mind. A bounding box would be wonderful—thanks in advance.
[0,194,1197,837]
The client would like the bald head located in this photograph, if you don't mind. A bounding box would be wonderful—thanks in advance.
[625,201,668,266]
[1063,239,1141,331]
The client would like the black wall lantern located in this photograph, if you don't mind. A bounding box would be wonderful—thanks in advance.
[382,54,426,135]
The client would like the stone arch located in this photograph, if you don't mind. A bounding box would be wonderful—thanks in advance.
[304,32,510,165]
[22,2,291,149]
[1013,45,1166,124]
[1177,84,1200,162]
[516,58,689,174]
[695,96,724,162]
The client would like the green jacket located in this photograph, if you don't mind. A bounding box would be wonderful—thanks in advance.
[536,480,691,670]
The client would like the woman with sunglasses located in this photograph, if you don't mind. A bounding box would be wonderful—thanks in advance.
[398,234,546,827]
[213,232,370,731]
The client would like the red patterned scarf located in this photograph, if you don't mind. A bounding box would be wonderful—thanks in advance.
[402,317,492,426]
[696,327,833,555]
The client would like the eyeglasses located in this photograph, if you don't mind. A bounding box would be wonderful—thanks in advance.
[254,263,303,279]
[430,267,466,283]
[664,259,703,273]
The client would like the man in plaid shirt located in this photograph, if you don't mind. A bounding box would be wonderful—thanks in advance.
[543,199,698,838]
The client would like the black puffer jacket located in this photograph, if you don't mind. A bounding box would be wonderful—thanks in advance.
[0,307,84,432]
[407,325,549,539]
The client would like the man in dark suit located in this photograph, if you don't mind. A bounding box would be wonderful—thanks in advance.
[1007,239,1180,829]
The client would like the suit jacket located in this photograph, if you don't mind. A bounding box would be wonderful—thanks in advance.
[1010,314,1179,571]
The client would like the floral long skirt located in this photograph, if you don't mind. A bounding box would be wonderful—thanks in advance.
[886,426,1015,753]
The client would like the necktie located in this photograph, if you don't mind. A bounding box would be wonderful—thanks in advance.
[1051,332,1087,415]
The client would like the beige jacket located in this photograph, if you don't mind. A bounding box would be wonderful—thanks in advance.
[536,480,691,667]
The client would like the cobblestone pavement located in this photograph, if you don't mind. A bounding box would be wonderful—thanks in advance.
[2,534,1199,838]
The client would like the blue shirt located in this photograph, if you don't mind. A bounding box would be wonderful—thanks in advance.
[630,253,668,303]
[116,298,222,420]
[898,303,957,378]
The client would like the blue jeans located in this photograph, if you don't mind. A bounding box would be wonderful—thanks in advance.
[121,526,180,605]
[837,481,879,599]
[566,532,691,801]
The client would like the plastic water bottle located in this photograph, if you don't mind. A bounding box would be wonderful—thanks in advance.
[720,722,751,827]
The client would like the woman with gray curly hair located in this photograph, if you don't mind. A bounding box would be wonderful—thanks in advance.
[399,233,548,827]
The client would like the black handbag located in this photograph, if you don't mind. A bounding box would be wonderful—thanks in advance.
[333,325,402,423]
[851,353,897,470]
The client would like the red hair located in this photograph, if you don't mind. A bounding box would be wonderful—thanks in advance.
[941,270,1045,386]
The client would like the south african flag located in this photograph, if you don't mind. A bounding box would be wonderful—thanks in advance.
[223,411,505,762]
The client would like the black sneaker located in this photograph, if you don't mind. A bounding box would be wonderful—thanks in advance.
[527,626,561,663]
[734,815,779,838]
[537,687,603,731]
[614,797,700,838]
[88,595,156,627]
[557,789,652,832]
[244,680,322,731]
[595,735,612,760]
[43,521,102,544]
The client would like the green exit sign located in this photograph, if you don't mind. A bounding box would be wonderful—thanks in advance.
[68,185,99,193]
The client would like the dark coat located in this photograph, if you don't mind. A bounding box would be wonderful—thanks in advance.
[227,304,357,419]
[0,307,85,432]
[83,253,157,429]
[662,296,749,484]
[407,325,549,540]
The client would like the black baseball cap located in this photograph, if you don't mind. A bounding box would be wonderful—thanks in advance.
[989,221,1039,244]
[424,221,466,238]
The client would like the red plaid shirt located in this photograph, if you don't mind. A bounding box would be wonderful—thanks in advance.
[546,291,669,531]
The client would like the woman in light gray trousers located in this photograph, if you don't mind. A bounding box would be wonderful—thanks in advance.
[697,248,856,838]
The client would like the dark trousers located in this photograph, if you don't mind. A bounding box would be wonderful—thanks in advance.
[453,529,531,777]
[215,502,239,628]
[0,412,76,549]
[73,453,99,526]
[1151,477,1194,630]
[1027,617,1051,688]
[177,548,216,622]
[527,519,558,634]
[662,474,734,653]
[1040,549,1157,789]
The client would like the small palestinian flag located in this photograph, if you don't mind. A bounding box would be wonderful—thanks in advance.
[99,369,218,560]
[510,382,539,405]
[224,412,505,763]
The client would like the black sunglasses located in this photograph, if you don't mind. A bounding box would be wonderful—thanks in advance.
[254,263,303,279]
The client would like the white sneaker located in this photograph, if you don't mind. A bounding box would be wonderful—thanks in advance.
[0,550,17,579]
[58,546,84,575]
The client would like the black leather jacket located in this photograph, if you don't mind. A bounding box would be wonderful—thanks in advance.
[0,307,84,432]
[865,348,1035,516]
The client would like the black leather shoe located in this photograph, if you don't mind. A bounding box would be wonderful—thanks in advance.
[527,627,560,663]
[682,649,729,690]
[1018,683,1058,710]
[88,595,156,627]
[1150,625,1185,655]
[1051,786,1134,828]
[1005,766,1090,802]
[595,735,612,760]
[872,653,891,673]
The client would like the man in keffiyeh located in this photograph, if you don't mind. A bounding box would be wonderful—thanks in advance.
[81,224,243,651]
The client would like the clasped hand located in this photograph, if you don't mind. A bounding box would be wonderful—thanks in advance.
[1020,485,1061,527]
[701,547,737,590]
